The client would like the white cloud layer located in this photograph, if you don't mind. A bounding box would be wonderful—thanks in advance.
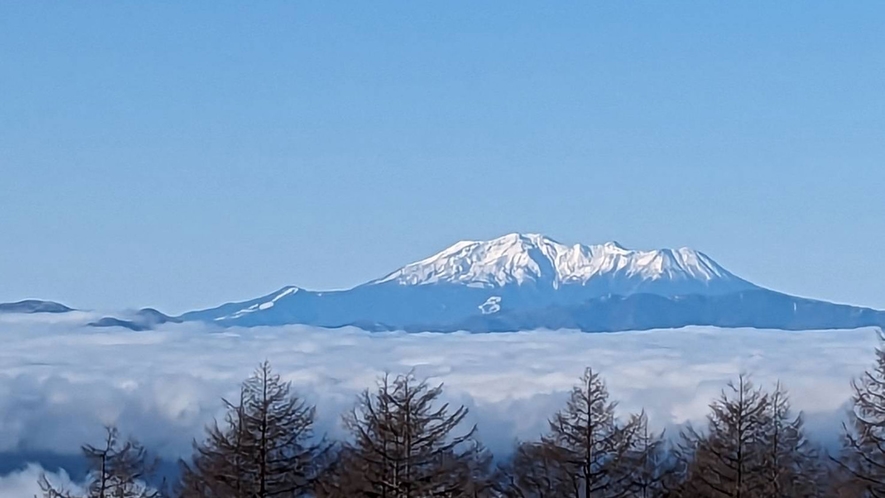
[0,314,881,484]
[0,464,80,497]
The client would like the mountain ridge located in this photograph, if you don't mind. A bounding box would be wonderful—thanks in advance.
[177,233,884,332]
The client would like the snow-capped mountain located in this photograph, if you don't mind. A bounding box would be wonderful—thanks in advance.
[178,233,885,332]
[4,233,876,333]
[370,233,755,295]
[183,234,756,325]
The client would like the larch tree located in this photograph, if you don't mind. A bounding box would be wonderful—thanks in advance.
[759,382,824,497]
[452,440,501,498]
[179,361,327,498]
[542,367,644,498]
[679,375,769,498]
[627,413,677,498]
[326,372,487,498]
[178,386,249,497]
[39,426,162,498]
[838,341,885,498]
[500,440,574,498]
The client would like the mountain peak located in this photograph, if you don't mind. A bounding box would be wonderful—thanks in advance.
[485,232,558,247]
[372,233,558,288]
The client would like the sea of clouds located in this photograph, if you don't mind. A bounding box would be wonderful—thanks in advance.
[0,313,881,495]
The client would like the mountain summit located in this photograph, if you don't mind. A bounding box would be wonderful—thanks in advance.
[370,233,755,295]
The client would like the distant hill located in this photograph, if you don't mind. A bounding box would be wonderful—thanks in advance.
[0,300,73,314]
[89,308,181,332]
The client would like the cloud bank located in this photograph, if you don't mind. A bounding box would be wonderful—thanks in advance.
[0,314,881,484]
[0,464,80,498]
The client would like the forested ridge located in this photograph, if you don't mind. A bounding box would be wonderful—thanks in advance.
[34,344,885,498]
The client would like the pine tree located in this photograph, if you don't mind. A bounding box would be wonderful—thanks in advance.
[39,426,162,498]
[838,342,885,497]
[679,374,769,498]
[328,372,485,498]
[179,361,326,498]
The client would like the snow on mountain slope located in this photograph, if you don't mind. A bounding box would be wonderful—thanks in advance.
[217,286,300,321]
[177,286,304,323]
[372,233,753,291]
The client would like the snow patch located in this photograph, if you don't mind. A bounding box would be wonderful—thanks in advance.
[479,296,502,315]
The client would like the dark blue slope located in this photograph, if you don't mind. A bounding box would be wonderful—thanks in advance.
[428,290,885,333]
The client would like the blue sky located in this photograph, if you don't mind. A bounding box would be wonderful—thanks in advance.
[1,2,883,313]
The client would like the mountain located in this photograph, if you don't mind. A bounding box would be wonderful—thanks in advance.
[89,308,181,332]
[180,233,885,332]
[0,300,73,314]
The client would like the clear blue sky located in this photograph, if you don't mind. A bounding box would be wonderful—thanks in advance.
[1,2,883,314]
